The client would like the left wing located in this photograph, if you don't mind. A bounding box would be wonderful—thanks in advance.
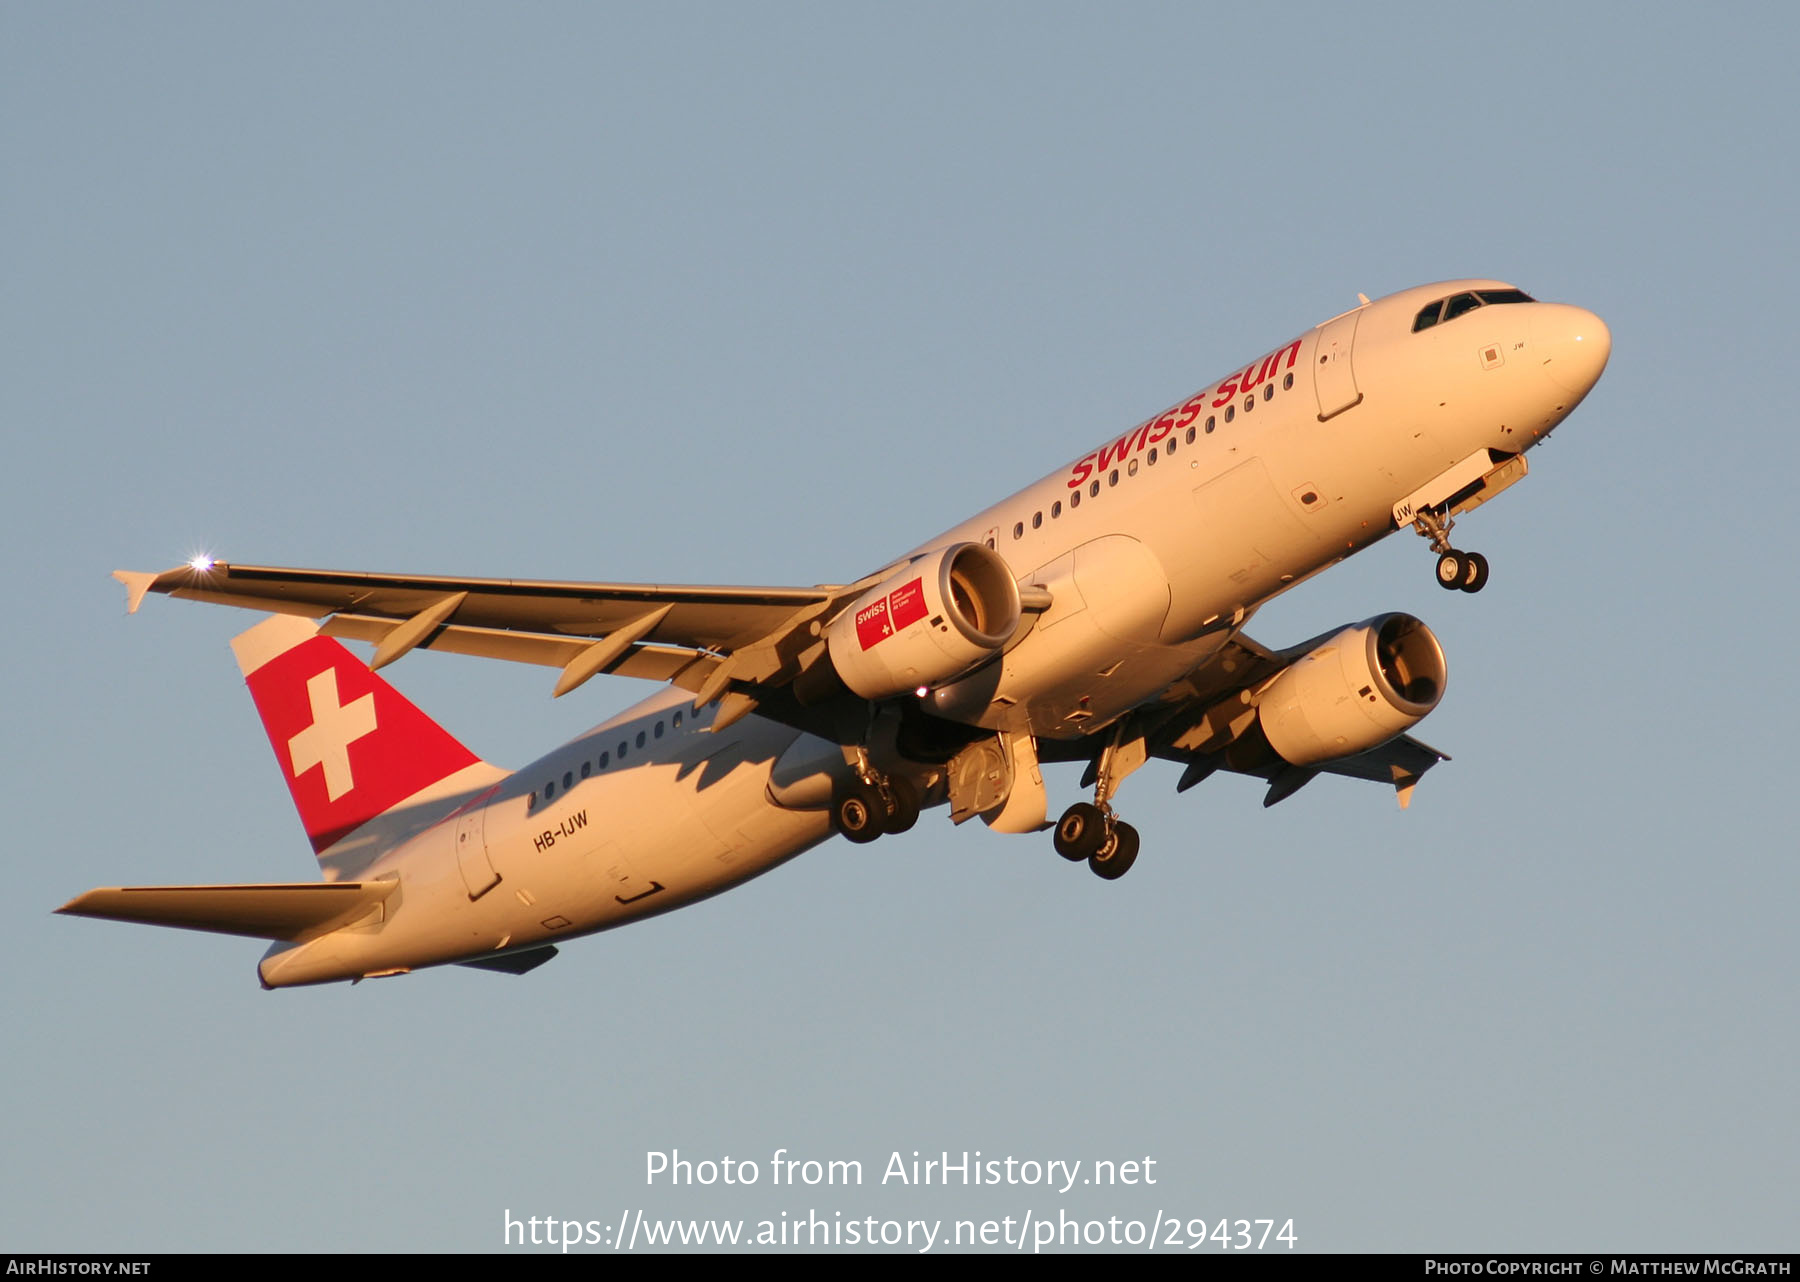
[114,560,880,725]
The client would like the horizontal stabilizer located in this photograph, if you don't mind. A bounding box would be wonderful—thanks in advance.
[58,881,398,942]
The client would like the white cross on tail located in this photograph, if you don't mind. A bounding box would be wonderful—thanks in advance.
[287,669,378,801]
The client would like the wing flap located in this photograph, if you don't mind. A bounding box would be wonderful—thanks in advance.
[58,881,399,942]
[318,614,721,686]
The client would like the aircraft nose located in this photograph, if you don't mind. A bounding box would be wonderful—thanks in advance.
[1533,303,1612,397]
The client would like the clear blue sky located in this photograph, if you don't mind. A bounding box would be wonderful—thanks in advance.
[4,3,1795,1253]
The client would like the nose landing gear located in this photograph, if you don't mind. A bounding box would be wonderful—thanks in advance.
[1414,508,1489,593]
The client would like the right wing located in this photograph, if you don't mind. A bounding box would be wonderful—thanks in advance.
[1038,628,1450,809]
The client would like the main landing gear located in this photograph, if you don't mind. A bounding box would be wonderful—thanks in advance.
[1052,719,1146,880]
[1053,802,1139,880]
[1413,507,1489,593]
[833,773,921,844]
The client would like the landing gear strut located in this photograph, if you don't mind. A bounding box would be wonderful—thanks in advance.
[1414,507,1489,593]
[1052,720,1145,879]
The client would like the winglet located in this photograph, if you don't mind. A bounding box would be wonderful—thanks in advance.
[112,569,158,614]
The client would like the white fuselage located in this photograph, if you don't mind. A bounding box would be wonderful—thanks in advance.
[259,280,1608,986]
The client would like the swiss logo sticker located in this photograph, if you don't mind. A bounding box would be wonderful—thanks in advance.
[855,597,892,650]
[856,577,927,651]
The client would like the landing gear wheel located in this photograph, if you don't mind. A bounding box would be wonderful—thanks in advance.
[834,779,886,844]
[1089,821,1140,880]
[1459,551,1490,593]
[883,776,921,835]
[1053,803,1107,861]
[1435,550,1468,590]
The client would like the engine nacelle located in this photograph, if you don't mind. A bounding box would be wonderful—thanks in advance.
[824,542,1021,701]
[1256,614,1447,766]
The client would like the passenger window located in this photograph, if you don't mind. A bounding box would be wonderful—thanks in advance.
[1032,511,1042,529]
[1225,406,1235,423]
[1109,469,1119,486]
[1051,500,1061,518]
[1263,384,1274,402]
[618,741,628,759]
[1206,416,1216,434]
[1128,459,1138,476]
[545,781,556,801]
[1070,489,1081,508]
[1089,480,1100,497]
[580,761,591,779]
[1148,446,1158,464]
[563,771,573,790]
[1243,395,1254,413]
[654,721,664,738]
[1283,373,1294,390]
[1013,522,1024,539]
[636,731,646,748]
[672,711,682,729]
[600,751,609,767]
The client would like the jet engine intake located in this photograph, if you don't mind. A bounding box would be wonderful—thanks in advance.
[824,542,1021,701]
[1255,614,1447,766]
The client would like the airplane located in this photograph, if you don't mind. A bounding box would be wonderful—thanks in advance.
[62,278,1611,988]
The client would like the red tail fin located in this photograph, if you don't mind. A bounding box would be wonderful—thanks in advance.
[231,616,485,855]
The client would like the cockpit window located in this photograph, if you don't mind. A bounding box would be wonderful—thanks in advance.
[1415,287,1538,333]
[1443,292,1483,321]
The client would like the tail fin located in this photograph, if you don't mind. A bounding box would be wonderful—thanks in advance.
[231,615,502,867]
